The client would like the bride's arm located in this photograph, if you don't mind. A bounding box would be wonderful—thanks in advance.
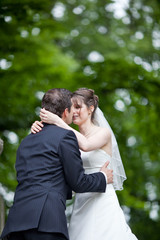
[40,108,111,151]
[81,128,111,152]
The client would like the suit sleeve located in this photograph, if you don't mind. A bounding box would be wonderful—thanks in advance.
[58,130,106,193]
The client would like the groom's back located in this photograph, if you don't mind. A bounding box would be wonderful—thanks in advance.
[15,124,68,190]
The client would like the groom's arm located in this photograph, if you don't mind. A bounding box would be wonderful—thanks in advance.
[59,130,106,193]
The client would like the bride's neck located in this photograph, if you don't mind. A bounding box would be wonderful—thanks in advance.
[78,120,96,138]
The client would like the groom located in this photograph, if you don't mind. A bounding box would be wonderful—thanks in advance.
[1,88,113,240]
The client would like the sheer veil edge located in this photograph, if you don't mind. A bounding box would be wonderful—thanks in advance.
[93,107,127,191]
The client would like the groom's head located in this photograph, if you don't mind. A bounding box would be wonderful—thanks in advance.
[42,88,73,124]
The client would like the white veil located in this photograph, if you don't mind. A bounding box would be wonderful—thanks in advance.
[93,107,127,191]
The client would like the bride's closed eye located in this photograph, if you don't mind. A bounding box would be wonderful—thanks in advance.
[74,104,81,109]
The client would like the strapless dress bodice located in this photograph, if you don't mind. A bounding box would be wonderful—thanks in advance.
[80,149,111,174]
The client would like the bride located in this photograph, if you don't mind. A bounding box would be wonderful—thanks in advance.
[31,88,138,240]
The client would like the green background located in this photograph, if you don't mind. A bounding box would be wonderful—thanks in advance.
[0,0,160,239]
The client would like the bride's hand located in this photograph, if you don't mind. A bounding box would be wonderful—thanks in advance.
[40,108,60,124]
[31,121,44,134]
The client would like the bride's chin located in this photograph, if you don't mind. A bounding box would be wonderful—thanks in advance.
[73,119,79,125]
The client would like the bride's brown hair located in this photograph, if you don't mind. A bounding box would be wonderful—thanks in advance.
[72,88,99,121]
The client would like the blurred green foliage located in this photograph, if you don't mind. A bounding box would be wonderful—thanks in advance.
[0,0,160,239]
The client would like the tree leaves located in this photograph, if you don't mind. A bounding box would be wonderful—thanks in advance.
[0,1,160,238]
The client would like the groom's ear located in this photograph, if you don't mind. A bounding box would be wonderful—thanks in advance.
[62,108,69,119]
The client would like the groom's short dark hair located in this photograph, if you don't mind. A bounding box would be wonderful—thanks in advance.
[42,88,73,118]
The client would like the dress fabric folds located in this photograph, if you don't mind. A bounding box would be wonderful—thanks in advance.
[69,149,138,240]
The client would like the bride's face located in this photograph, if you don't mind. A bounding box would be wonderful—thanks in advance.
[72,98,91,126]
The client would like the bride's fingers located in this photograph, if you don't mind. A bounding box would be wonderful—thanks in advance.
[40,114,48,122]
[40,112,46,119]
[35,125,42,131]
[31,129,37,134]
[36,121,44,128]
[31,122,43,132]
[40,108,46,114]
[40,115,46,121]
[33,121,43,128]
[31,125,39,132]
[31,126,38,134]
[40,117,47,123]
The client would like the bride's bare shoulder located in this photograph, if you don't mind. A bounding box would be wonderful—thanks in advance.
[95,126,111,138]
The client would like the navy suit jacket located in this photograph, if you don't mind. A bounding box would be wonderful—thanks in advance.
[1,124,106,240]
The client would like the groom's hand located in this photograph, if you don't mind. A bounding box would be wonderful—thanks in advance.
[100,161,113,184]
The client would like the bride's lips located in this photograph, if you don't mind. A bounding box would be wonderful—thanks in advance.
[73,115,79,121]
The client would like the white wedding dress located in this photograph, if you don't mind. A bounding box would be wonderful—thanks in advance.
[68,149,138,240]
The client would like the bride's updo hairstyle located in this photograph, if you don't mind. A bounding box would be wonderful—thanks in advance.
[72,88,99,121]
